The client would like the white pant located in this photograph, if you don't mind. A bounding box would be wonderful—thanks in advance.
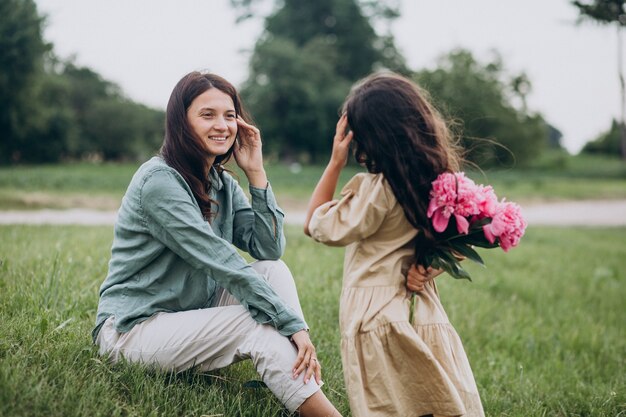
[96,260,321,412]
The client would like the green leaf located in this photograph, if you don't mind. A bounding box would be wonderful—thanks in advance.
[460,233,500,249]
[449,242,485,266]
[436,252,473,281]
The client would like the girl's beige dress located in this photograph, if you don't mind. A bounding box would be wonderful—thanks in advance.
[308,173,485,417]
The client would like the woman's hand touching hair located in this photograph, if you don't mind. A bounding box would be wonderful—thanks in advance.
[234,116,267,187]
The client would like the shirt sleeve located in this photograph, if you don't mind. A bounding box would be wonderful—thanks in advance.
[139,168,305,336]
[308,173,391,246]
[231,180,286,260]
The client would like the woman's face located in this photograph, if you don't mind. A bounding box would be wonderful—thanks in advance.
[186,88,238,164]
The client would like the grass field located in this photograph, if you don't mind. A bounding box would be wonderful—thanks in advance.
[0,225,624,416]
[1,153,625,211]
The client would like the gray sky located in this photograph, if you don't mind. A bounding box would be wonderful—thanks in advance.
[36,0,620,154]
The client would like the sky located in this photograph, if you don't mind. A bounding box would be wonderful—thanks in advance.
[35,0,621,154]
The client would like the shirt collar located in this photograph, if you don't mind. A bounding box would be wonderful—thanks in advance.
[208,166,224,191]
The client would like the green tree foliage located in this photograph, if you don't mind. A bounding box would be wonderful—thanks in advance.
[60,63,164,161]
[234,0,407,162]
[415,49,549,167]
[573,0,626,24]
[582,119,623,154]
[244,37,351,159]
[0,1,164,164]
[572,0,626,158]
[24,70,80,162]
[0,0,50,163]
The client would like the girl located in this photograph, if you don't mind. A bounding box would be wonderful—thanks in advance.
[304,72,484,417]
[93,71,340,417]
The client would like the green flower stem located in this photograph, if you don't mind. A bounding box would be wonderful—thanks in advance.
[409,292,416,325]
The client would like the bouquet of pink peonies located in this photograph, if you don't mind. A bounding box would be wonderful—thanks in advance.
[418,171,527,281]
[409,172,527,323]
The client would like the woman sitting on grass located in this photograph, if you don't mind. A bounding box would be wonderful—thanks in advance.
[92,71,341,417]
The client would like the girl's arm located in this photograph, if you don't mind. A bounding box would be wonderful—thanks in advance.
[304,114,353,236]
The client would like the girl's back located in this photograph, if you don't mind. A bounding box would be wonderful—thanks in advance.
[309,172,417,332]
[309,170,483,417]
[305,72,485,417]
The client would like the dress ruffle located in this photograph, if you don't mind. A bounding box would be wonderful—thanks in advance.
[340,284,484,417]
[309,173,484,416]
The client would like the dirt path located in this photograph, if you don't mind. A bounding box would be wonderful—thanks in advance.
[1,200,625,227]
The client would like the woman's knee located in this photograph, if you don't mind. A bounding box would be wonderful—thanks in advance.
[251,259,295,285]
[251,260,305,321]
[252,258,289,274]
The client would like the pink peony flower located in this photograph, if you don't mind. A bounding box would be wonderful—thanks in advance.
[483,201,527,252]
[476,185,498,218]
[427,172,459,233]
[415,170,526,287]
[427,172,485,234]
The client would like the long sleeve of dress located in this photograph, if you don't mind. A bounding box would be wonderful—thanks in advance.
[140,168,305,337]
[308,173,391,247]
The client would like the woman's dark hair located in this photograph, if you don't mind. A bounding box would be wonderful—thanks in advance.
[343,72,462,254]
[160,71,251,221]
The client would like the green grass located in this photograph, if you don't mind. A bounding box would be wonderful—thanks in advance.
[473,153,626,203]
[1,225,624,416]
[0,154,625,210]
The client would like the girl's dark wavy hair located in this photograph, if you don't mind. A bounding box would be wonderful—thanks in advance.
[343,72,463,255]
[160,71,251,221]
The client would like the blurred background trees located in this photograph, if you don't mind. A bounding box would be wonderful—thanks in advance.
[233,0,553,167]
[582,118,623,154]
[572,0,626,159]
[415,49,551,167]
[234,0,408,162]
[0,0,621,166]
[0,0,164,164]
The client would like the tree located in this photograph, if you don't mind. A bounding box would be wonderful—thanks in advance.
[572,0,626,159]
[57,62,165,161]
[415,49,549,167]
[0,2,165,164]
[243,37,351,160]
[232,0,407,162]
[0,0,50,163]
[582,119,623,155]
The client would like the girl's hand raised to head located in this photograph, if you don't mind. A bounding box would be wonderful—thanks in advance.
[330,114,354,167]
[234,116,267,187]
[290,330,322,385]
[406,264,444,292]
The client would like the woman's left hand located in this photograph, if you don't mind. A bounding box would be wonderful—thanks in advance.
[234,116,264,173]
[290,330,322,385]
[406,264,443,292]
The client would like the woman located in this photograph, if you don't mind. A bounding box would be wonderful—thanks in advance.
[93,71,340,417]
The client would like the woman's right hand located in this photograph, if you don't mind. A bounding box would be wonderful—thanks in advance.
[330,114,354,167]
[290,330,322,385]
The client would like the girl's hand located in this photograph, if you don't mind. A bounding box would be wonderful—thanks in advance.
[234,116,264,174]
[290,330,322,385]
[330,114,354,167]
[406,264,443,292]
